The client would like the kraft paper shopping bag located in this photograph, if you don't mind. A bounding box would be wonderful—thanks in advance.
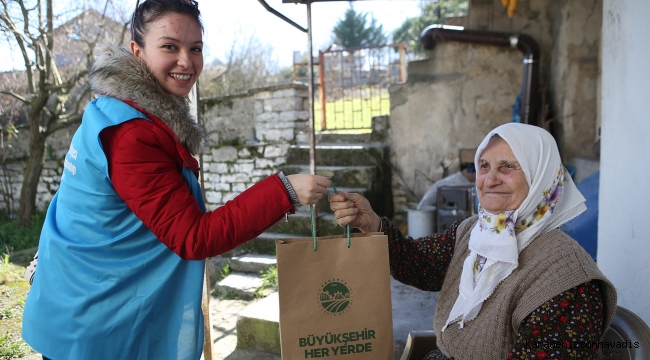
[276,231,394,360]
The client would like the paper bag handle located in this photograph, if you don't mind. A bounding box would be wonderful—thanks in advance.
[311,180,351,251]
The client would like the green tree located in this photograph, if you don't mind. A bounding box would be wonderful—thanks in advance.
[331,4,387,49]
[392,0,469,53]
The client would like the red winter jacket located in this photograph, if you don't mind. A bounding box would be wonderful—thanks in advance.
[100,106,294,260]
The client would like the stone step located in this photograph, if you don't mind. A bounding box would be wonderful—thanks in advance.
[267,211,346,237]
[240,232,305,256]
[207,256,231,288]
[286,142,389,166]
[218,232,316,274]
[312,131,373,144]
[215,272,273,300]
[236,292,281,354]
[235,277,437,359]
[231,254,277,274]
[207,252,278,289]
[284,144,393,217]
[217,231,309,259]
[280,164,377,189]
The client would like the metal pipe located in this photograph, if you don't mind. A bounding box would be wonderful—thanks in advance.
[257,0,307,33]
[420,25,540,126]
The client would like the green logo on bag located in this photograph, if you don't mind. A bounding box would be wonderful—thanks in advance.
[318,279,352,315]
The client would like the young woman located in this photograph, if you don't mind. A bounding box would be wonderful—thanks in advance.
[21,1,329,359]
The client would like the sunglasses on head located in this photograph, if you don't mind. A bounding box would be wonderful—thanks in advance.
[134,0,199,7]
[133,0,199,18]
[132,0,199,35]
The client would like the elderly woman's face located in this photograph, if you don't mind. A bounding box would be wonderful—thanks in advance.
[476,137,529,214]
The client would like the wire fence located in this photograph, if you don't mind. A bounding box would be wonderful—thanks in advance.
[294,43,424,131]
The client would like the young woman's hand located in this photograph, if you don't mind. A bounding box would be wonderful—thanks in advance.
[286,174,330,205]
[328,192,381,233]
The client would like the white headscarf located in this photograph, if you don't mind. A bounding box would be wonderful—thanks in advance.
[443,123,587,331]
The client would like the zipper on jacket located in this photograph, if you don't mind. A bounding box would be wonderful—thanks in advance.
[285,212,289,223]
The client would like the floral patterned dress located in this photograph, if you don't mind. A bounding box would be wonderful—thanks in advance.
[381,218,605,359]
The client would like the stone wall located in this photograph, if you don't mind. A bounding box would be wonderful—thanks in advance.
[199,83,309,211]
[389,43,521,208]
[0,159,64,215]
[201,143,289,210]
[470,0,603,161]
[0,126,75,215]
[388,0,603,213]
[0,83,310,214]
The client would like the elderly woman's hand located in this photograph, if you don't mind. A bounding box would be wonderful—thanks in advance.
[328,192,381,233]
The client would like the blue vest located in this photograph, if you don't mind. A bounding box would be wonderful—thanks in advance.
[23,96,206,360]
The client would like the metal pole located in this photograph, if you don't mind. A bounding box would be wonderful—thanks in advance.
[194,80,213,360]
[307,2,316,177]
[318,50,327,131]
[201,266,212,359]
[306,1,318,231]
[398,43,406,83]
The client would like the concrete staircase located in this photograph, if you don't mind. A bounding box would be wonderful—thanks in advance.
[214,254,277,300]
[210,126,396,356]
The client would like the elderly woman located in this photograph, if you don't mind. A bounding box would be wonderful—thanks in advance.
[329,123,617,359]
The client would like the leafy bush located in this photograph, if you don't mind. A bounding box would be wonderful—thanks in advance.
[0,211,45,254]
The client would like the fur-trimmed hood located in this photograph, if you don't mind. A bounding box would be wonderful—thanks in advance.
[89,45,206,155]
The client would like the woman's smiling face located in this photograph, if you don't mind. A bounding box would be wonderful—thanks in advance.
[476,136,530,214]
[130,13,203,97]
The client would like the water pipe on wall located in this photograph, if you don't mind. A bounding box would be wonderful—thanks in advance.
[420,25,540,126]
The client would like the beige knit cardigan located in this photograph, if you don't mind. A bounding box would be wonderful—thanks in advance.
[433,216,617,359]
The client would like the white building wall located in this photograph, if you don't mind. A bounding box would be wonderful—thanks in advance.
[599,0,650,324]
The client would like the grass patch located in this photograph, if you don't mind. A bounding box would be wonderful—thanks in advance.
[0,257,34,359]
[0,255,18,286]
[216,263,230,282]
[254,265,278,298]
[314,90,390,131]
[0,331,32,360]
[260,265,277,289]
[0,206,41,359]
[211,263,237,299]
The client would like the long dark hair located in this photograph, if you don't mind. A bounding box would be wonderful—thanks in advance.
[131,0,203,47]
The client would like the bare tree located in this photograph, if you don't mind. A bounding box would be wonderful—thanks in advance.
[200,34,288,97]
[0,0,128,226]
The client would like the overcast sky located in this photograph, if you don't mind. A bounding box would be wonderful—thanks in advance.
[200,0,425,67]
[0,0,427,72]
